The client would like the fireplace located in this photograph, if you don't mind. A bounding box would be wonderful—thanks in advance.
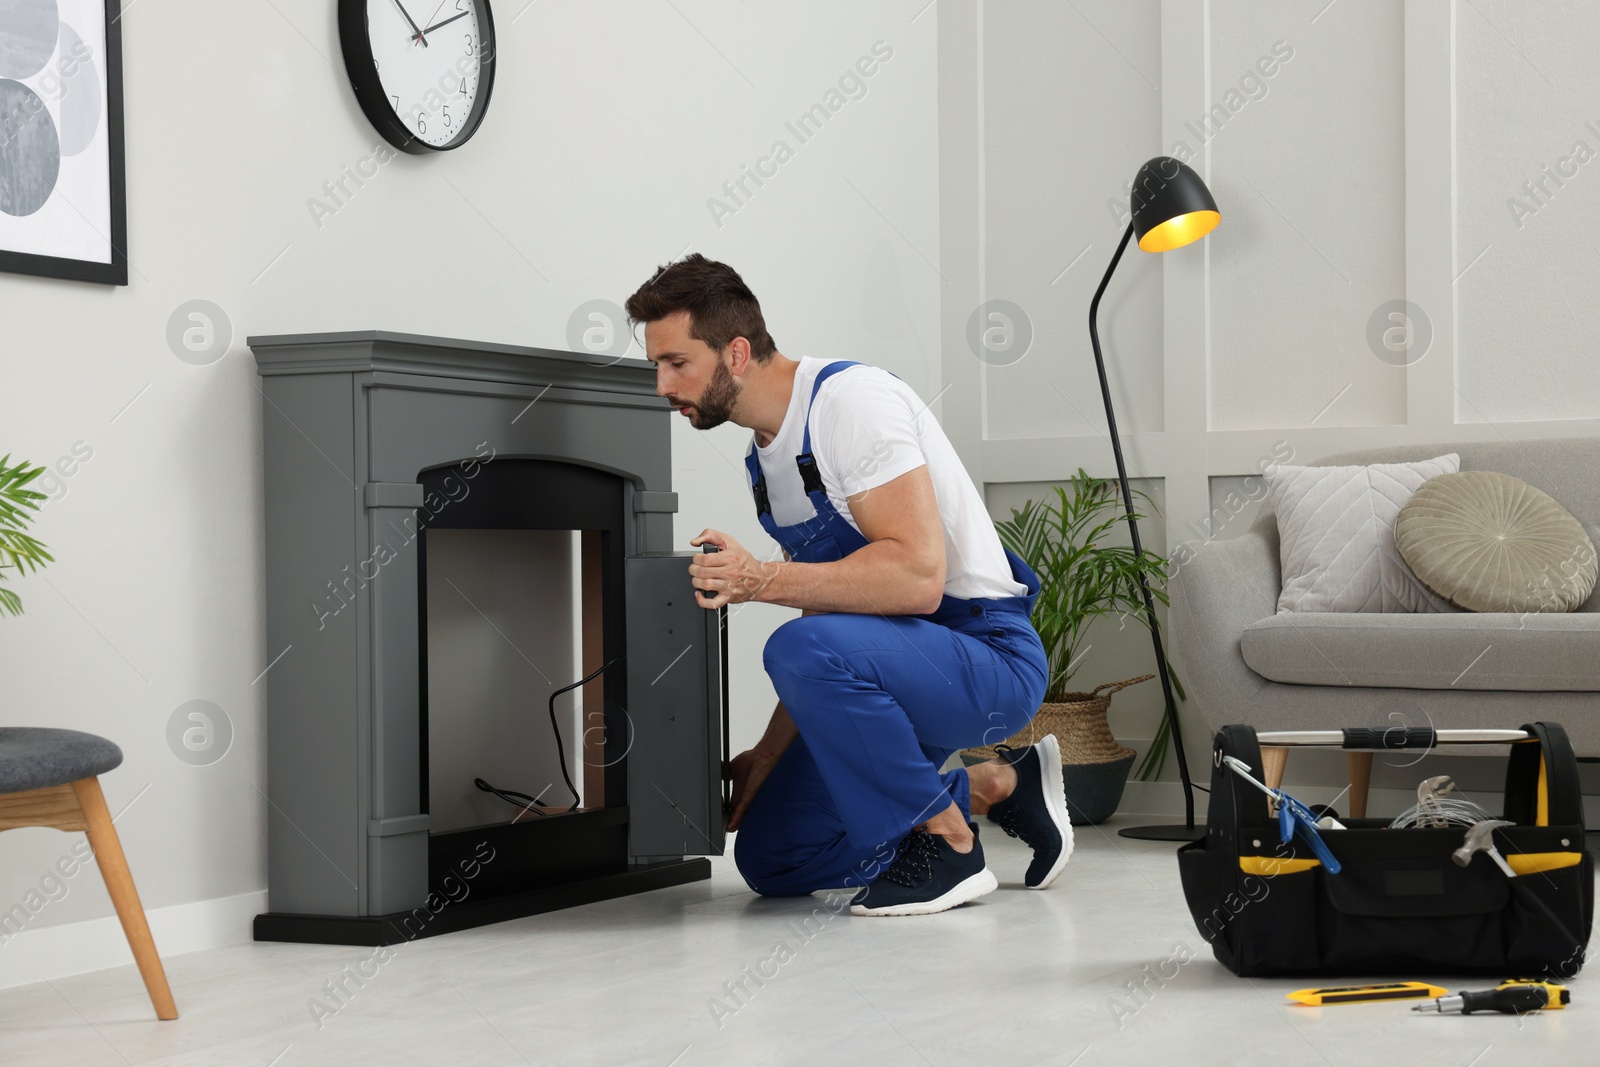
[249,331,726,945]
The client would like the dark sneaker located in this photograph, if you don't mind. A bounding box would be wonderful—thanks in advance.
[849,824,998,917]
[985,733,1073,889]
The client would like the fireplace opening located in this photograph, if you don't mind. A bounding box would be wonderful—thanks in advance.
[422,528,596,828]
[417,458,632,897]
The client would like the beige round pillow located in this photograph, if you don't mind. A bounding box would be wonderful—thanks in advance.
[1396,471,1597,612]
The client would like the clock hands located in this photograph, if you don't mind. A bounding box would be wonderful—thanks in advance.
[395,0,469,48]
[409,0,452,45]
[416,10,471,37]
[389,0,430,47]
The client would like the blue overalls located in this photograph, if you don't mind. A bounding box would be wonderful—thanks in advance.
[733,361,1050,896]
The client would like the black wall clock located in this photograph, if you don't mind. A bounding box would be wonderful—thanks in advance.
[338,0,497,154]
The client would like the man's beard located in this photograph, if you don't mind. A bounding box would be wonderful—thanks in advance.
[686,357,739,430]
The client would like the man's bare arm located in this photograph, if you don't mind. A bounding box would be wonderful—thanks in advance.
[753,699,799,759]
[754,465,945,615]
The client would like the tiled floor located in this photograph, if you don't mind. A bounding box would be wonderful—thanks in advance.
[2,820,1593,1066]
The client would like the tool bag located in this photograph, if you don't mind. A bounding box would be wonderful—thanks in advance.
[1177,722,1592,978]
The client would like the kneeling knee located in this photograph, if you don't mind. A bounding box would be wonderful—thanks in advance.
[762,614,843,677]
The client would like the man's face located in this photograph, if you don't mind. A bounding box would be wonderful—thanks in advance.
[646,311,741,430]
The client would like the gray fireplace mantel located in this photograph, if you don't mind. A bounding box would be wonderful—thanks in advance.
[249,330,719,936]
[250,329,661,396]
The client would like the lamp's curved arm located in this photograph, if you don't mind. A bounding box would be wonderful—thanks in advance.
[1089,221,1136,347]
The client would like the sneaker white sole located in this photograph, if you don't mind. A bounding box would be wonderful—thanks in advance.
[1029,733,1074,890]
[849,867,999,917]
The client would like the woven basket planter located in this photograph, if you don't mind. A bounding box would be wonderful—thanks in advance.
[963,674,1152,825]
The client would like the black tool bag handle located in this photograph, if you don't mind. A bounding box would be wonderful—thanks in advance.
[1505,722,1585,830]
[1204,724,1273,846]
[1212,721,1584,834]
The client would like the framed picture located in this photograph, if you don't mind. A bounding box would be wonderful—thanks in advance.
[0,0,126,285]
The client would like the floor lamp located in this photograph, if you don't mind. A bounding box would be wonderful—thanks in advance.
[1089,156,1220,843]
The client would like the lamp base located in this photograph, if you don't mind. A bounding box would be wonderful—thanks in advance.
[1117,822,1206,843]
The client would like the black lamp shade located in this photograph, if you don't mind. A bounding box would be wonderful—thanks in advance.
[1129,156,1220,253]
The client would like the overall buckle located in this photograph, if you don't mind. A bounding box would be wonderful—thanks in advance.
[795,453,825,494]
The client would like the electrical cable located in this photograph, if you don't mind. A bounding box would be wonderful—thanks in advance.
[1389,795,1493,830]
[475,655,626,817]
[473,778,549,817]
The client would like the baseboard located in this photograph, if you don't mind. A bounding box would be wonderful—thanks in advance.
[0,889,266,991]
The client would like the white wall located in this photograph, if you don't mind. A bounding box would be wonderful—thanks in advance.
[1208,0,1407,432]
[1457,1,1600,423]
[978,0,1165,442]
[0,0,939,974]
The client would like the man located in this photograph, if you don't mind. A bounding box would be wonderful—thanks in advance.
[624,255,1069,917]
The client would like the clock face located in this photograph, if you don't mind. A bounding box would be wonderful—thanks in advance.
[340,0,497,153]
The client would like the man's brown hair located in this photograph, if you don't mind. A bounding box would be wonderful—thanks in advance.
[624,254,777,362]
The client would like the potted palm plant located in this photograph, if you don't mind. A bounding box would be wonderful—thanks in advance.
[1,455,53,616]
[968,469,1185,824]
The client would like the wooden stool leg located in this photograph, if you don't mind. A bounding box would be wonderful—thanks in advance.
[71,777,178,1021]
[1260,746,1289,791]
[1260,746,1289,817]
[1347,751,1373,820]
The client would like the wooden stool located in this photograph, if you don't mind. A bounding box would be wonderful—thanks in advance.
[0,728,177,1020]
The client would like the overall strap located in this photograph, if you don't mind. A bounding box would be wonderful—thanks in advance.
[743,446,771,516]
[796,361,864,494]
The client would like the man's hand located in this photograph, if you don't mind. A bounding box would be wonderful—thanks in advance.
[689,530,780,608]
[727,747,779,831]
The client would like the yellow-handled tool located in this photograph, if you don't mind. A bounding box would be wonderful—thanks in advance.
[1288,982,1448,1006]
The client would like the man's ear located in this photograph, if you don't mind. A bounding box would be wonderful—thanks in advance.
[727,336,753,376]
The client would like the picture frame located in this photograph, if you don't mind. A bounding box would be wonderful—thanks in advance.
[0,0,127,286]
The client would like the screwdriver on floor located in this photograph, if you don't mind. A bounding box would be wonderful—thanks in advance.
[1412,980,1570,1015]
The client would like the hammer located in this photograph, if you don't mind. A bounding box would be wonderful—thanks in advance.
[1451,819,1517,877]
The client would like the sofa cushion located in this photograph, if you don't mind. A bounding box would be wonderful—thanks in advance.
[1396,471,1598,613]
[1266,453,1460,613]
[1312,438,1600,611]
[1240,611,1600,691]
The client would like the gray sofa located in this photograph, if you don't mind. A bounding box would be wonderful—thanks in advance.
[1169,437,1600,812]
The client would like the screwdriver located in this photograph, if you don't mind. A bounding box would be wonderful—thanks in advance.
[1412,979,1570,1015]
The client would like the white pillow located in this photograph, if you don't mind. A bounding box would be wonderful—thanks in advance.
[1266,454,1462,613]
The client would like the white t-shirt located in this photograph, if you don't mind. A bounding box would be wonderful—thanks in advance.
[747,356,1027,600]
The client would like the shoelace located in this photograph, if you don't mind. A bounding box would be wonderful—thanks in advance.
[879,829,942,888]
[990,804,1036,846]
[988,746,1043,848]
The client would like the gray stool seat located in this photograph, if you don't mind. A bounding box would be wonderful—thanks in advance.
[0,727,123,794]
